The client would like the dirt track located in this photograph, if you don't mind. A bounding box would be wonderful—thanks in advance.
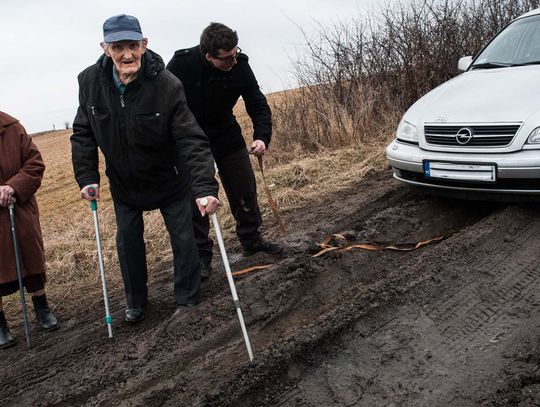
[1,171,539,406]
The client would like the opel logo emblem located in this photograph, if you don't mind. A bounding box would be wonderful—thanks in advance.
[456,127,474,145]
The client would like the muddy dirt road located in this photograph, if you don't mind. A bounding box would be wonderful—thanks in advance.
[1,171,539,406]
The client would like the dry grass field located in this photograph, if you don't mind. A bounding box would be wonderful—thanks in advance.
[4,95,392,313]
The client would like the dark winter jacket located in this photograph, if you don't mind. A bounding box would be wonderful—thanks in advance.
[0,112,47,284]
[71,49,217,210]
[166,46,272,159]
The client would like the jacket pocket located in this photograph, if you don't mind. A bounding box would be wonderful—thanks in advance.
[132,112,169,148]
[88,106,110,119]
[87,106,112,141]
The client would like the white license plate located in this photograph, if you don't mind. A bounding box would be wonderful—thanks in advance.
[424,161,496,182]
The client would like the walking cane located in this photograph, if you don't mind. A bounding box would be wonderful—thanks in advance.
[256,155,287,237]
[8,200,32,349]
[200,197,254,362]
[87,187,113,338]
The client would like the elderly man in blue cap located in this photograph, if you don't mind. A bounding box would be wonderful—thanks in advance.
[71,14,220,323]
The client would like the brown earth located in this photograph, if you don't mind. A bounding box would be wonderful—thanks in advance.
[1,171,539,406]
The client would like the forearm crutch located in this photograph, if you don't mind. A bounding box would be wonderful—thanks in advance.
[200,197,254,362]
[8,201,32,349]
[87,187,113,338]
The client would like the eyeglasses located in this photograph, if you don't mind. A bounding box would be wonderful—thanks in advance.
[212,47,241,64]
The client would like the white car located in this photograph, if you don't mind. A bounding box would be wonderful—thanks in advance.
[386,8,540,197]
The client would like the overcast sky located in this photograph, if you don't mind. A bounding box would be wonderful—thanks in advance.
[0,0,382,133]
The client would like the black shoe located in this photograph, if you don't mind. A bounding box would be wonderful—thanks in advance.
[0,312,16,349]
[32,294,60,332]
[173,303,196,316]
[200,260,213,280]
[124,307,145,323]
[242,238,283,256]
[35,308,60,332]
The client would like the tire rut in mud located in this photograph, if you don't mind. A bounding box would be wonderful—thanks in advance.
[219,203,540,407]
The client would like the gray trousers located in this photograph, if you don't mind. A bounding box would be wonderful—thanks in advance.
[114,195,200,308]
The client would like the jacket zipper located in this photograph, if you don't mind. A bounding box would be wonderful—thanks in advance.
[119,90,141,204]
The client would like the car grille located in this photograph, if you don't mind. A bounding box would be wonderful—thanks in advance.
[424,124,520,147]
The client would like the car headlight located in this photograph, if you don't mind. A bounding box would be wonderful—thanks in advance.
[527,127,540,144]
[395,120,418,144]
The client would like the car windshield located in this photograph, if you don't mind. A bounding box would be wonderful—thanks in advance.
[472,14,540,69]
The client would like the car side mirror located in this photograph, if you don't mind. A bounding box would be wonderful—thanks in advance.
[458,56,473,71]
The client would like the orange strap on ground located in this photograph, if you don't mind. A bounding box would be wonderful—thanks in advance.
[313,234,445,257]
[232,264,273,276]
[230,236,445,274]
[257,155,288,236]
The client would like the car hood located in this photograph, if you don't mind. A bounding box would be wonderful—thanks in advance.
[407,66,540,123]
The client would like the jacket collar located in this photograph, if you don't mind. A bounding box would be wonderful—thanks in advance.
[0,111,19,135]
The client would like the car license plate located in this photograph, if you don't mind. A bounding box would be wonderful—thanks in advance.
[424,161,496,182]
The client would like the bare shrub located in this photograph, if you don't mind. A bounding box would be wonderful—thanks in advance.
[269,0,540,163]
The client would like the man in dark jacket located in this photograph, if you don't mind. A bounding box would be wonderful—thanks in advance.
[166,22,282,280]
[71,14,219,323]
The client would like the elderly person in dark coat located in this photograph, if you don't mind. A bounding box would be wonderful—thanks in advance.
[71,15,219,323]
[0,111,59,349]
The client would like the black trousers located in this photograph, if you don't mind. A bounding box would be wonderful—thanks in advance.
[114,195,200,308]
[192,147,262,262]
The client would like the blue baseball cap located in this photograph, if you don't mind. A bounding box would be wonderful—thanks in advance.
[103,14,143,43]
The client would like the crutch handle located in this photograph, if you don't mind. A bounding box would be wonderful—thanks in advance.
[87,187,97,211]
